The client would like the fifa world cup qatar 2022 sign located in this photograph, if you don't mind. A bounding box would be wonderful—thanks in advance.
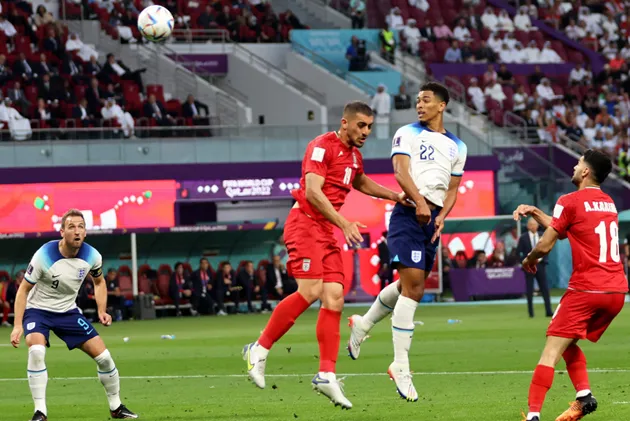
[178,178,301,201]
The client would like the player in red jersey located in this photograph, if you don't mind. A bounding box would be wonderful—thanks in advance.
[514,149,627,421]
[242,101,409,409]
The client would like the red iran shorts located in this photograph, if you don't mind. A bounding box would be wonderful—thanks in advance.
[283,208,344,284]
[546,289,625,342]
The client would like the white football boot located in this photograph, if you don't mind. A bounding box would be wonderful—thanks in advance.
[312,372,353,409]
[387,362,419,402]
[242,342,267,389]
[347,315,369,360]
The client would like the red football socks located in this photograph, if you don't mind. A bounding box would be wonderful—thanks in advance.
[563,344,590,392]
[258,292,310,350]
[316,308,341,373]
[528,364,555,412]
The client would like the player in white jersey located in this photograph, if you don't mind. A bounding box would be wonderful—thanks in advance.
[9,209,138,421]
[346,82,467,401]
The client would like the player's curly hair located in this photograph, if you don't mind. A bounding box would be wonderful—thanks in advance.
[420,82,450,105]
[61,208,85,229]
[583,149,613,184]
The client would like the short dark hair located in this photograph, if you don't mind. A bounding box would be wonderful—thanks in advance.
[419,82,450,105]
[61,209,85,229]
[343,101,374,118]
[583,149,612,184]
[200,257,209,264]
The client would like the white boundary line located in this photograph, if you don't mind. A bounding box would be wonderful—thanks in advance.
[1,368,630,382]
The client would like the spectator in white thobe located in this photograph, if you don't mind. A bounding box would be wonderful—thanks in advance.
[481,7,499,32]
[497,10,514,32]
[371,84,391,140]
[408,0,429,12]
[536,78,556,102]
[539,41,562,63]
[467,78,486,113]
[514,7,536,31]
[523,40,541,63]
[101,98,135,138]
[65,33,99,62]
[484,80,506,105]
[402,19,422,55]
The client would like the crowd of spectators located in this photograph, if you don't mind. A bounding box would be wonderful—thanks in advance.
[75,255,298,320]
[83,0,308,44]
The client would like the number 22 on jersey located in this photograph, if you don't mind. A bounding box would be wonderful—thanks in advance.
[594,221,620,263]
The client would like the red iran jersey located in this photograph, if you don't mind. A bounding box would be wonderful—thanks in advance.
[292,131,364,221]
[550,187,627,292]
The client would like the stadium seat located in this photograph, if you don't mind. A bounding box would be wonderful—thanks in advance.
[0,270,10,282]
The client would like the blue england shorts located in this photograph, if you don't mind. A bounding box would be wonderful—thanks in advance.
[388,203,442,271]
[23,308,99,350]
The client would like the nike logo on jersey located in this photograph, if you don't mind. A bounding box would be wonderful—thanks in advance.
[338,151,343,156]
[52,274,60,279]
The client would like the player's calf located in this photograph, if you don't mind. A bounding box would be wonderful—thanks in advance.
[93,349,137,418]
[27,344,48,418]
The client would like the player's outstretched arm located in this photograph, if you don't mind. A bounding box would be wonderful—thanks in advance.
[305,173,365,245]
[92,274,112,326]
[10,280,34,347]
[522,226,559,273]
[352,173,409,205]
[513,204,552,228]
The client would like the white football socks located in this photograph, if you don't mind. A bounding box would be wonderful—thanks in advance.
[95,350,122,411]
[526,412,540,420]
[362,281,401,331]
[391,295,418,367]
[27,345,48,416]
[576,389,592,398]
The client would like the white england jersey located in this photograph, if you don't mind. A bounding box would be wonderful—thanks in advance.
[391,122,467,207]
[25,240,103,313]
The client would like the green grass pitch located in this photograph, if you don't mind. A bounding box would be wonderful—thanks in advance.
[1,302,630,421]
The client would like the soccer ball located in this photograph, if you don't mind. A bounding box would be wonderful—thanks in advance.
[137,5,174,42]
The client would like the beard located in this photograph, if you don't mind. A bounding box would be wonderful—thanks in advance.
[571,174,580,187]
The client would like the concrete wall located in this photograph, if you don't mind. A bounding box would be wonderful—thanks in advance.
[285,51,369,109]
[218,53,326,126]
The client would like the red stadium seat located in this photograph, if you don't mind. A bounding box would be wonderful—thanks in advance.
[146,84,165,103]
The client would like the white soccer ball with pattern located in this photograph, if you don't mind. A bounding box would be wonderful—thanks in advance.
[137,5,174,42]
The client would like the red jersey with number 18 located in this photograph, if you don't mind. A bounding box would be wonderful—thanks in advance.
[291,131,364,222]
[550,187,628,293]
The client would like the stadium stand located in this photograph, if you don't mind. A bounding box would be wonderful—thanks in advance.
[344,0,629,179]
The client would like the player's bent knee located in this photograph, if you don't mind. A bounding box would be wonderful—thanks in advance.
[397,267,426,301]
[25,332,47,347]
[28,344,46,368]
[296,278,324,303]
[80,335,107,359]
[321,283,344,312]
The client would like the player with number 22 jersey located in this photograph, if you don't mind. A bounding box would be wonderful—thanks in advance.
[514,149,627,421]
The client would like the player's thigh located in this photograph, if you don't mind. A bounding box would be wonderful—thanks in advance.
[284,211,325,284]
[52,309,100,351]
[80,335,108,359]
[539,335,577,366]
[546,291,594,340]
[585,293,625,343]
[320,242,346,311]
[23,308,52,347]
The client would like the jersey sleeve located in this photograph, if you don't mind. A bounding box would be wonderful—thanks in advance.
[24,250,45,284]
[304,141,332,178]
[451,140,467,176]
[550,194,574,239]
[89,249,103,278]
[391,127,413,157]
